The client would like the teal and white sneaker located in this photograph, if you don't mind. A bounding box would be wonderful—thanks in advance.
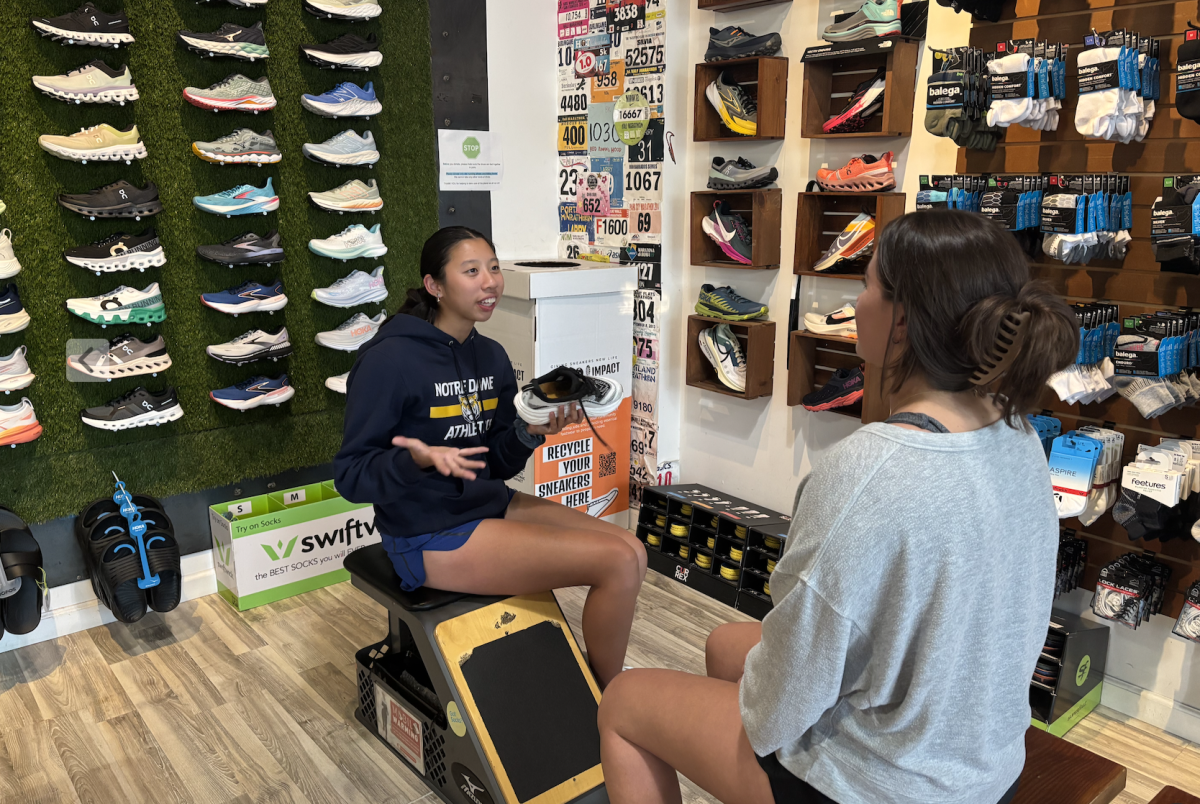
[699,324,746,392]
[309,224,387,261]
[193,178,280,217]
[822,0,900,42]
[302,130,378,167]
[66,283,166,327]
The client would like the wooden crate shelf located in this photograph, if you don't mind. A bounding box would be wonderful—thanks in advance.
[800,40,917,139]
[694,56,788,142]
[787,330,888,422]
[686,315,775,400]
[691,188,782,269]
[793,191,905,275]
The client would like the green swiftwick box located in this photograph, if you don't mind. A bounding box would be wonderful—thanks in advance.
[208,480,379,611]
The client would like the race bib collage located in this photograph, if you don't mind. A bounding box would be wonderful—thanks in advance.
[556,0,666,507]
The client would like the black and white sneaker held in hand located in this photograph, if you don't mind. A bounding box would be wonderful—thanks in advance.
[64,229,165,274]
[58,180,162,220]
[81,386,184,430]
[514,366,624,425]
[31,4,134,47]
[196,231,284,267]
[177,22,269,61]
[301,34,382,70]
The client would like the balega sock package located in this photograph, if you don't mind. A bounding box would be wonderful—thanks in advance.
[925,47,1000,151]
[1046,302,1120,406]
[1151,175,1200,274]
[985,39,1065,133]
[1075,29,1160,142]
[1039,174,1133,265]
[1176,27,1200,121]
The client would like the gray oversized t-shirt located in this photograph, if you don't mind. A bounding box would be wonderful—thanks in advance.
[740,419,1057,804]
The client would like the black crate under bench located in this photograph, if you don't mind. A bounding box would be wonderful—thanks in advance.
[638,484,790,619]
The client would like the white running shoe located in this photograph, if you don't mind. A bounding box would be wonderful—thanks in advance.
[315,310,385,350]
[0,230,21,280]
[304,0,383,20]
[66,282,166,327]
[325,371,349,394]
[803,304,857,337]
[311,266,386,307]
[302,130,379,167]
[308,178,382,213]
[514,366,624,425]
[309,224,387,260]
[206,327,292,365]
[699,324,746,392]
[0,398,42,448]
[0,346,35,393]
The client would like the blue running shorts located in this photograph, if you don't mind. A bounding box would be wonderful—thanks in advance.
[382,487,516,591]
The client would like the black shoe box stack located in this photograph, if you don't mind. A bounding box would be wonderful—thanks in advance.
[637,484,789,619]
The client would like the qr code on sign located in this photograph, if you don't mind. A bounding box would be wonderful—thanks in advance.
[599,451,617,478]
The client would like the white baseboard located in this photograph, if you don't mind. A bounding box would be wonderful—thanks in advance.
[1101,675,1200,744]
[0,550,218,654]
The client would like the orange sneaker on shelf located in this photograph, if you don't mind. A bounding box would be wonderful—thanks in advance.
[0,398,42,448]
[815,152,896,192]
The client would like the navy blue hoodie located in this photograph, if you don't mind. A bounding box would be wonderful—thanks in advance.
[334,314,543,540]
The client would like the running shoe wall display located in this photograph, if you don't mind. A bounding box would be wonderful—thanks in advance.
[556,0,668,509]
[1,0,439,524]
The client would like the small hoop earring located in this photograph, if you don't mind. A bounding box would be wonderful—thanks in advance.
[437,294,442,302]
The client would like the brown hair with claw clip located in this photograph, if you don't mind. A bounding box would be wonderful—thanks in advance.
[875,210,1078,427]
[970,309,1031,385]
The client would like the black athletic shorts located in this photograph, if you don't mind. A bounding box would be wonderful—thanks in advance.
[755,752,1021,804]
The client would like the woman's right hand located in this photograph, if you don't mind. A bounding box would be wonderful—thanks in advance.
[393,436,489,481]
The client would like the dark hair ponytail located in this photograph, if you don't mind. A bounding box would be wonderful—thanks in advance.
[876,210,1079,426]
[398,226,496,323]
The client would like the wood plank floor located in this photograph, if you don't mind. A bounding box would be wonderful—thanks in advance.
[0,572,1197,804]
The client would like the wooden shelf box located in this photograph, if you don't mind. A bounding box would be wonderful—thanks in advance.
[694,56,788,142]
[686,315,775,400]
[692,188,782,269]
[800,40,917,139]
[787,330,888,422]
[793,191,905,276]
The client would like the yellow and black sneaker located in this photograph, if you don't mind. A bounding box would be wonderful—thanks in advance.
[695,283,768,321]
[705,71,757,136]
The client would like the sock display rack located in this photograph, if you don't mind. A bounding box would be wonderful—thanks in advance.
[960,0,1200,618]
[637,483,790,620]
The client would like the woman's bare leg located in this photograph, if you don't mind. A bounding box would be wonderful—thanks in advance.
[598,668,774,804]
[504,491,648,577]
[705,622,763,682]
[422,517,641,687]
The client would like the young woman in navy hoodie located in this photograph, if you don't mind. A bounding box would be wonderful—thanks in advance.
[334,227,646,687]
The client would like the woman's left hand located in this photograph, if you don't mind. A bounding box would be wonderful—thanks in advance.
[526,403,585,436]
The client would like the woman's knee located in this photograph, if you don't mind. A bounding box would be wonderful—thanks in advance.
[597,537,644,592]
[705,624,737,678]
[597,667,642,734]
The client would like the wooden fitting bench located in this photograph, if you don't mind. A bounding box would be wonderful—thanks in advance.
[1013,726,1127,804]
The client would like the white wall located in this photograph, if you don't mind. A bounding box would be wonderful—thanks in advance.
[486,0,562,259]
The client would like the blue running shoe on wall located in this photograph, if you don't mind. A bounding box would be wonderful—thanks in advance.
[301,81,381,118]
[210,374,295,410]
[193,178,279,217]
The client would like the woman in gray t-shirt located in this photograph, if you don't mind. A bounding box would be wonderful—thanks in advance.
[598,210,1079,804]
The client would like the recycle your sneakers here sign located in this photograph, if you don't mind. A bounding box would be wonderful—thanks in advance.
[208,480,379,610]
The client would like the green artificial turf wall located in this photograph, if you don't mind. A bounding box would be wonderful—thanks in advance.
[0,0,439,523]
